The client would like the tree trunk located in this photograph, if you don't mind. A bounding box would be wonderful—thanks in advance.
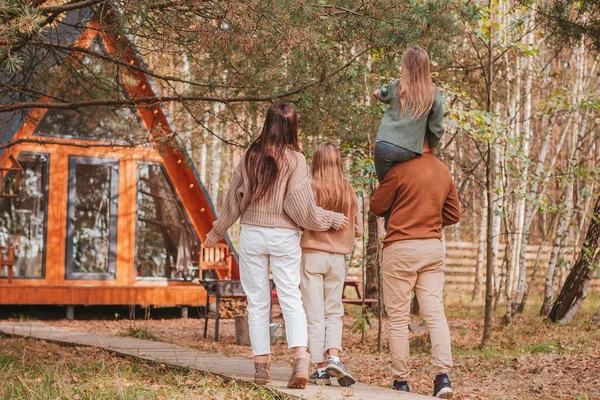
[199,107,208,184]
[209,103,223,205]
[235,314,251,346]
[366,198,380,300]
[543,59,591,316]
[411,295,420,316]
[482,0,495,346]
[541,203,570,316]
[473,191,487,302]
[517,238,544,313]
[549,195,600,324]
[518,213,557,313]
[505,30,520,310]
[200,141,208,184]
[511,11,537,315]
[491,143,502,302]
[496,227,511,310]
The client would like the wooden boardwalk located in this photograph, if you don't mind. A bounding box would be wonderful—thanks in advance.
[0,322,429,399]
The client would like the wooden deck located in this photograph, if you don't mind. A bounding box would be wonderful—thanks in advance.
[0,321,429,399]
[0,285,207,305]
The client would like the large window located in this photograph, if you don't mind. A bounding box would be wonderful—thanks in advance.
[65,157,119,280]
[136,163,199,280]
[35,106,146,144]
[0,153,48,278]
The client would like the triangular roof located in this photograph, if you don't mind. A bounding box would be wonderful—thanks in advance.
[0,6,239,278]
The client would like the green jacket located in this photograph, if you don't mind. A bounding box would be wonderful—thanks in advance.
[376,80,445,154]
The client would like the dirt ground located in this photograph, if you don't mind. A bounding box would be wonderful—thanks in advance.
[4,293,600,400]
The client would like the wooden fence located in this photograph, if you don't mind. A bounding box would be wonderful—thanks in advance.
[444,241,600,291]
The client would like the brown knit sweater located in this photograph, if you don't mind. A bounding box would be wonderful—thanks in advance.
[370,152,460,247]
[301,187,364,255]
[206,150,345,244]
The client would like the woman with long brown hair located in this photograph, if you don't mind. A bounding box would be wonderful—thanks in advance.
[205,104,348,390]
[372,46,445,182]
[299,142,362,388]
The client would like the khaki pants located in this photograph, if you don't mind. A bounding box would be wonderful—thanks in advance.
[382,239,452,380]
[300,251,346,363]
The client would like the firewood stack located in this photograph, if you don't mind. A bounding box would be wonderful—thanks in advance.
[209,299,247,318]
[207,298,282,318]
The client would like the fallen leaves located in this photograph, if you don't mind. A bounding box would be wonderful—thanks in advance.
[18,298,600,400]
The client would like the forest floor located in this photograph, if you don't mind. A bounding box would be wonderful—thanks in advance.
[2,292,599,400]
[0,336,280,399]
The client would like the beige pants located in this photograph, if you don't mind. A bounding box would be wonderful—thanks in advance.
[300,251,346,363]
[382,239,453,380]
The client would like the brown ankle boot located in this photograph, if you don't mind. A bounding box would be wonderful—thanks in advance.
[287,354,310,389]
[254,360,271,385]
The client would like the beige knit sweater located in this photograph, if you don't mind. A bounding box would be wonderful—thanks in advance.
[301,187,363,255]
[206,149,345,244]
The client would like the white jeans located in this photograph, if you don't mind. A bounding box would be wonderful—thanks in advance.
[239,225,308,355]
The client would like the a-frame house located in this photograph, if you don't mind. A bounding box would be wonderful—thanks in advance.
[0,7,238,308]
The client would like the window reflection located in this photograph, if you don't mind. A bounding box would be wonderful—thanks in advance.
[66,158,118,279]
[0,154,48,278]
[35,106,147,144]
[136,163,198,279]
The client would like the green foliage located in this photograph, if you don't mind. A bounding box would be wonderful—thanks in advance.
[2,0,470,153]
[538,0,600,54]
[126,326,157,341]
[517,340,561,355]
[349,154,377,194]
[350,307,375,336]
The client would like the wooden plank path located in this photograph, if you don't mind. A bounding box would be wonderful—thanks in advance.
[0,322,429,400]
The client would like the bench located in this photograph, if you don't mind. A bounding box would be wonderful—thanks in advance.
[342,278,378,308]
[342,298,379,306]
[343,279,363,299]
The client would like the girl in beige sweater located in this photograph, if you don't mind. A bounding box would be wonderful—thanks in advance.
[300,143,362,387]
[205,104,347,389]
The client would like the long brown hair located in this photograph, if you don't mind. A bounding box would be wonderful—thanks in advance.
[245,103,300,203]
[395,46,435,120]
[311,143,357,217]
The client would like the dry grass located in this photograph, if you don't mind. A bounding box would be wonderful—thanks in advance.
[0,336,286,400]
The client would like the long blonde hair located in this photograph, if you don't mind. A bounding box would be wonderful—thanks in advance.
[311,143,357,217]
[395,47,435,120]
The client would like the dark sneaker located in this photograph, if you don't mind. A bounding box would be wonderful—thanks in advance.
[325,358,356,387]
[392,379,410,392]
[309,370,332,386]
[433,374,453,399]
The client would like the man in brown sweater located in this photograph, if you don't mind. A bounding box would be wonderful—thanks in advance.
[370,147,460,399]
